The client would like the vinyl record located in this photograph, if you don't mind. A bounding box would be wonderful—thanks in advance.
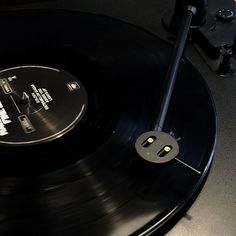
[0,9,216,235]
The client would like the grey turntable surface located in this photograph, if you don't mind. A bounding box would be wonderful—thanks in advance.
[1,0,236,235]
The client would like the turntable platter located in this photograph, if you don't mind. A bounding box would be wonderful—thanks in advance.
[0,9,216,235]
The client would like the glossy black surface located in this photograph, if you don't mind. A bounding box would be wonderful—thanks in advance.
[0,9,216,235]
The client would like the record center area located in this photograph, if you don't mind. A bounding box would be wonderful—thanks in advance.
[0,65,87,145]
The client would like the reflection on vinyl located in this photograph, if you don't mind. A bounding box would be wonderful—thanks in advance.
[0,9,216,236]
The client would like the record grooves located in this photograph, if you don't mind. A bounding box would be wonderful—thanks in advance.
[0,9,216,236]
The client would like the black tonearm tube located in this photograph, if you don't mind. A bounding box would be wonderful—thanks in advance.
[155,5,196,132]
[135,5,201,174]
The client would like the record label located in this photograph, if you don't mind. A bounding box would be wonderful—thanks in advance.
[0,65,87,145]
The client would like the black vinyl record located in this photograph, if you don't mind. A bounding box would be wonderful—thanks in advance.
[0,9,216,235]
